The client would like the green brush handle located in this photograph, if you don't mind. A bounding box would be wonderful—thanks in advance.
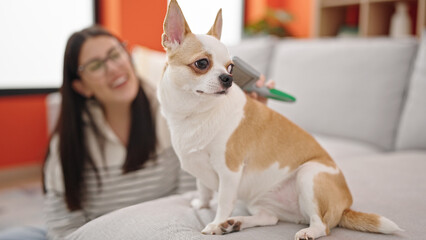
[244,83,296,102]
[232,56,296,103]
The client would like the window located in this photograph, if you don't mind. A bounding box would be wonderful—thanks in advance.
[0,0,95,92]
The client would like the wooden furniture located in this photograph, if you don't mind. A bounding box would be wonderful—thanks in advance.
[0,164,41,190]
[312,0,426,37]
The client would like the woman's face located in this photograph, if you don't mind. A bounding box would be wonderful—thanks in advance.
[74,36,139,106]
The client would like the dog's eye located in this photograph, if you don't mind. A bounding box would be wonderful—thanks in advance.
[227,64,234,74]
[194,58,209,70]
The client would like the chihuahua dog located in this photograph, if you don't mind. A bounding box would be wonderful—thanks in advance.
[158,0,402,239]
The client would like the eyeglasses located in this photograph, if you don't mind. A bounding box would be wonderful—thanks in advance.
[78,43,128,76]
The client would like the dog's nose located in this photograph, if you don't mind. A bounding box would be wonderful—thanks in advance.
[219,74,233,88]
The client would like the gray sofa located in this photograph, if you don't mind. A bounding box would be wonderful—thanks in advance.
[67,32,426,240]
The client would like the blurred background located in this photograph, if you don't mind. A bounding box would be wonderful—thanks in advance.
[0,0,425,229]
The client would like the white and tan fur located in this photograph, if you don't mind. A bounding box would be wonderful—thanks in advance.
[158,1,402,239]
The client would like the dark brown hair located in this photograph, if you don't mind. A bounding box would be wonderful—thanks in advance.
[43,25,157,211]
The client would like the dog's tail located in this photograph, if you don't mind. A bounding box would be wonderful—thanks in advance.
[338,209,403,234]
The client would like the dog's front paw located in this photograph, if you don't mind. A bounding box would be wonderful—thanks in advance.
[219,219,242,234]
[201,220,242,235]
[201,223,223,235]
[294,229,315,240]
[190,198,210,209]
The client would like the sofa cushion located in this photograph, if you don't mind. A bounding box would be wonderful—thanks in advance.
[268,38,418,150]
[313,134,383,160]
[396,31,426,150]
[67,151,426,240]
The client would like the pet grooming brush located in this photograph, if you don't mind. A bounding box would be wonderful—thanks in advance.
[232,56,296,102]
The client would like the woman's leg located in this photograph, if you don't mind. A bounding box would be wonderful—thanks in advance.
[0,226,46,240]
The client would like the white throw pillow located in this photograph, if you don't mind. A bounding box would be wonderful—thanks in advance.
[132,45,166,87]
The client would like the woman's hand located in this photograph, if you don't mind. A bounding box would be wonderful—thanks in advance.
[247,74,275,105]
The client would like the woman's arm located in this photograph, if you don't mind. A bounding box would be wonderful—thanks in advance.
[248,75,276,104]
[44,192,87,239]
[43,135,87,239]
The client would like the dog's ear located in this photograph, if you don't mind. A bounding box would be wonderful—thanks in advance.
[162,0,191,50]
[207,9,222,40]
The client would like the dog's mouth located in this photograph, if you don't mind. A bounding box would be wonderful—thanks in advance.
[196,90,228,95]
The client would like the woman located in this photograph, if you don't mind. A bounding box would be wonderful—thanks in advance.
[0,25,273,240]
[42,25,182,239]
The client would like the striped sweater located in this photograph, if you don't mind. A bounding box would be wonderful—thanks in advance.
[43,81,195,239]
